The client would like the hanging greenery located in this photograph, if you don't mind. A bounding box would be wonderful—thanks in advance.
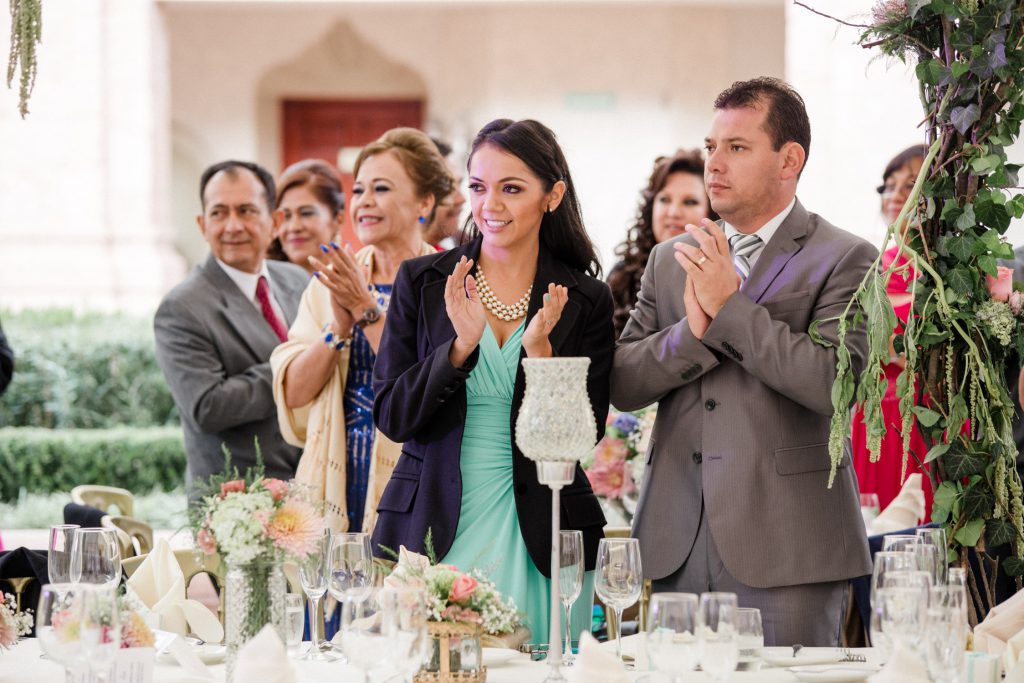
[6,0,41,118]
[809,0,1024,623]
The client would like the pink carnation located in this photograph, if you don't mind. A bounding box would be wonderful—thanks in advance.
[262,478,289,502]
[987,266,1013,302]
[448,574,478,603]
[197,528,217,555]
[220,480,245,498]
[586,458,635,500]
[592,436,628,467]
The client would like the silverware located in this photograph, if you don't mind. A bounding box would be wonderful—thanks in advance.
[840,649,867,662]
[792,643,803,658]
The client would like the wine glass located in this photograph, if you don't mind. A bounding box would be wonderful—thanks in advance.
[882,534,918,553]
[297,529,332,660]
[48,525,79,583]
[735,607,764,667]
[869,550,915,653]
[388,587,429,683]
[879,571,930,651]
[37,583,86,681]
[79,584,121,682]
[926,601,966,683]
[328,532,375,602]
[339,587,398,683]
[594,538,642,662]
[912,542,940,586]
[697,592,738,682]
[559,530,584,663]
[916,527,949,585]
[70,528,121,588]
[647,592,699,681]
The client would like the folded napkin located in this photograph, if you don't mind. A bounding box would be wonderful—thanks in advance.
[234,625,296,683]
[975,588,1024,670]
[126,539,224,644]
[868,642,930,682]
[571,631,628,683]
[869,473,925,535]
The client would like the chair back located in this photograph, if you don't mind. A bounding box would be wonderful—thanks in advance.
[101,516,154,558]
[122,549,226,627]
[71,485,134,517]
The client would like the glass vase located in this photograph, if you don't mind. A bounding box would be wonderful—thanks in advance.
[415,621,486,682]
[224,556,287,682]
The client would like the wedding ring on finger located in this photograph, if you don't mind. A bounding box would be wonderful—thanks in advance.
[696,254,708,265]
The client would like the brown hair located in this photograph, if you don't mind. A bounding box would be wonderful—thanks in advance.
[608,150,716,337]
[353,128,454,222]
[714,76,811,175]
[878,144,928,193]
[267,159,345,262]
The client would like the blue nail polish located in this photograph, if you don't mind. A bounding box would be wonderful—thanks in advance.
[313,271,320,278]
[330,242,339,250]
[320,245,329,253]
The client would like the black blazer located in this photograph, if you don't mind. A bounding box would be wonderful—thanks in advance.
[371,236,611,576]
[0,316,12,396]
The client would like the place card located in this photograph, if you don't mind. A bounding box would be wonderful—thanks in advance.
[70,647,154,683]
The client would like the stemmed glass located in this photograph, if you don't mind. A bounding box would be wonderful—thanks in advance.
[37,583,85,682]
[594,538,642,662]
[339,587,398,683]
[647,592,699,682]
[388,587,429,683]
[879,570,930,652]
[882,534,919,553]
[926,601,966,683]
[48,525,79,583]
[298,529,333,660]
[558,530,584,663]
[70,528,121,588]
[697,592,738,682]
[327,532,375,660]
[869,550,915,653]
[916,527,950,585]
[79,584,121,682]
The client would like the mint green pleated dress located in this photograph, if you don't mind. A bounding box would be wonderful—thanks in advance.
[441,322,594,645]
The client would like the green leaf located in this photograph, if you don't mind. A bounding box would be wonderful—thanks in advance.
[979,254,998,276]
[951,104,981,135]
[945,234,975,262]
[955,204,977,231]
[954,518,986,547]
[912,406,942,427]
[1004,557,1024,577]
[924,442,951,463]
[916,59,948,86]
[946,266,974,295]
[951,61,971,78]
[962,486,995,519]
[908,0,932,17]
[943,442,986,479]
[933,480,959,511]
[986,518,1017,547]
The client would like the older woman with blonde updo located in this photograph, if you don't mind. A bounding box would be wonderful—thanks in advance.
[271,128,454,534]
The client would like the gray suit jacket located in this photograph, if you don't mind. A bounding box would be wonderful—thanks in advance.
[154,255,308,495]
[611,199,875,588]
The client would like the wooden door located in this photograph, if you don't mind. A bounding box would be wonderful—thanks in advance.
[281,99,424,248]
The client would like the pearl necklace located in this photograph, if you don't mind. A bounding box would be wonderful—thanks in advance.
[475,267,532,322]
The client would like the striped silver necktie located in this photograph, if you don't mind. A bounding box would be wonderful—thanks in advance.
[729,233,763,282]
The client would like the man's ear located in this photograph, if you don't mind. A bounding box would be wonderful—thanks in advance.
[780,142,806,181]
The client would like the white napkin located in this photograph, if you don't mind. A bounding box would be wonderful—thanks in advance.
[571,631,628,683]
[234,625,296,683]
[869,473,925,535]
[126,539,224,644]
[975,588,1024,669]
[867,642,930,682]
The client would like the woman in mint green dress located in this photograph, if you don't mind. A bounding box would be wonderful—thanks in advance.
[372,119,613,646]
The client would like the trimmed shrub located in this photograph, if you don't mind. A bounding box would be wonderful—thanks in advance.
[0,426,186,501]
[0,309,178,428]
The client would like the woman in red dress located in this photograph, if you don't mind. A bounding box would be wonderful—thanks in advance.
[852,145,933,518]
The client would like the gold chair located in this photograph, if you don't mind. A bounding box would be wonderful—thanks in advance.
[122,549,226,627]
[101,515,154,558]
[71,485,134,517]
[601,526,651,636]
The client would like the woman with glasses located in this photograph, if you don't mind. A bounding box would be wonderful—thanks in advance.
[851,144,933,517]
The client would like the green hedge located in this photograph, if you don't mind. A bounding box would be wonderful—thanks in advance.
[0,309,178,428]
[0,426,186,501]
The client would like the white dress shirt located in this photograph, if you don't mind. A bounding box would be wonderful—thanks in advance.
[723,196,796,268]
[216,258,287,323]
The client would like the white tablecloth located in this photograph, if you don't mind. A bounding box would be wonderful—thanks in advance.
[0,638,879,682]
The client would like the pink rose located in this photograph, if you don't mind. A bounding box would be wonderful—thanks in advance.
[448,574,478,603]
[592,437,628,467]
[987,266,1013,302]
[220,480,245,498]
[262,478,289,502]
[586,459,635,500]
[196,528,217,555]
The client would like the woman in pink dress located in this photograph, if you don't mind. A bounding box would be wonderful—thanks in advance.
[852,145,933,518]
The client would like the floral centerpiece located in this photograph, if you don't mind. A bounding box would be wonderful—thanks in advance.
[0,592,32,650]
[189,453,325,679]
[581,406,656,524]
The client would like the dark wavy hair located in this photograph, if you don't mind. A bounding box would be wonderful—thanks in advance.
[463,119,601,277]
[607,149,716,337]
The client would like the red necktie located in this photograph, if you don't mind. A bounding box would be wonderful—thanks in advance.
[256,276,289,343]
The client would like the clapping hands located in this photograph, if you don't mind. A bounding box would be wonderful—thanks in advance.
[522,283,568,357]
[445,257,487,366]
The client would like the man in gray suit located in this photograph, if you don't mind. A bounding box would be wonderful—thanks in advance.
[155,160,308,500]
[612,78,875,646]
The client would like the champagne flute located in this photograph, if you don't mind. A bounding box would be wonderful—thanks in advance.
[297,529,332,660]
[647,592,699,682]
[698,592,738,682]
[559,530,584,663]
[48,525,79,583]
[339,587,397,683]
[70,528,121,588]
[389,587,429,683]
[594,537,642,662]
[79,584,121,682]
[36,583,86,682]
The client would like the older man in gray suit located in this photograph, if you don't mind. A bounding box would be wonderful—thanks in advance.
[155,160,308,500]
[612,78,875,646]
